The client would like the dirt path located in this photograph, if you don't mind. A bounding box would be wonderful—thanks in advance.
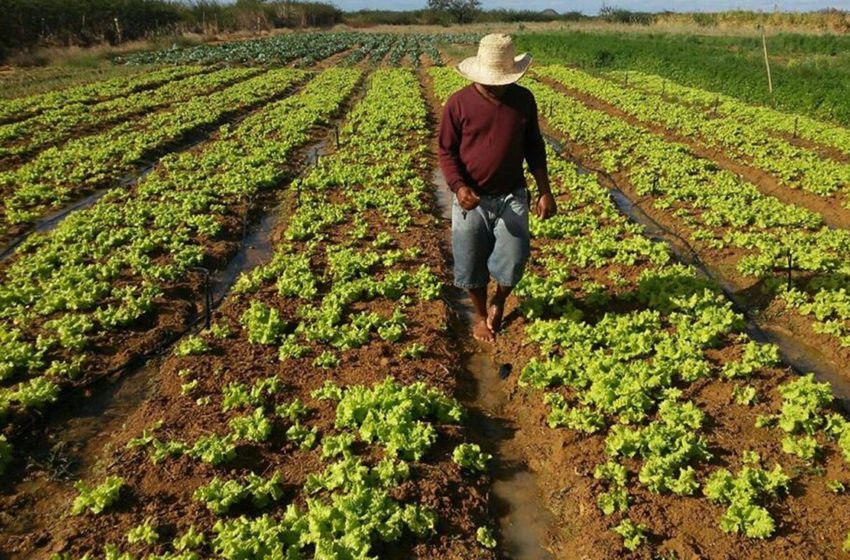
[418,67,559,560]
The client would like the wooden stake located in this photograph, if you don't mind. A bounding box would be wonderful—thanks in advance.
[762,29,774,96]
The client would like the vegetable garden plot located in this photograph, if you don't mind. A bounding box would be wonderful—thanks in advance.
[0,66,248,168]
[0,68,361,478]
[609,70,850,161]
[536,66,850,204]
[522,76,850,369]
[16,68,496,560]
[0,68,304,241]
[431,65,850,558]
[121,31,478,68]
[0,66,204,126]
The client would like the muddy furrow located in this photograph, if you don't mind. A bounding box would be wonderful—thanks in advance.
[419,68,561,559]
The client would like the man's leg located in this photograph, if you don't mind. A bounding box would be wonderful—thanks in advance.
[451,195,495,342]
[487,189,531,333]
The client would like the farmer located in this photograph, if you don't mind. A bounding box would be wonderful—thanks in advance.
[438,33,556,343]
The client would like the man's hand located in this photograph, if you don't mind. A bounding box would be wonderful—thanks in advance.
[536,192,557,220]
[456,185,480,211]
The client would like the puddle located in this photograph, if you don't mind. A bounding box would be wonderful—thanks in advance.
[750,324,850,410]
[211,201,281,305]
[212,135,333,304]
[432,168,557,560]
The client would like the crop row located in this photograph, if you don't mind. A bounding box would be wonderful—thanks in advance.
[0,68,362,474]
[610,70,850,159]
[0,65,203,125]
[0,68,303,236]
[42,68,493,560]
[122,31,476,67]
[522,75,850,354]
[0,66,244,167]
[430,66,850,556]
[535,66,850,203]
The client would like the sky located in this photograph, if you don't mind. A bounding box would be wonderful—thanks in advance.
[332,0,850,13]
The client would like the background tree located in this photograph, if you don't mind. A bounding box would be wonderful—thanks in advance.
[427,0,481,24]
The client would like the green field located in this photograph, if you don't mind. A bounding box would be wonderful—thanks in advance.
[2,28,850,560]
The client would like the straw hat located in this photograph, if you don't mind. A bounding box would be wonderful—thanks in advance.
[457,33,531,86]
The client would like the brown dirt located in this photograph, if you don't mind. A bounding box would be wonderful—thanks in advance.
[311,46,358,69]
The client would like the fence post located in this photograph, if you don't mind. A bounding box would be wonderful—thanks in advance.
[762,28,774,97]
[114,18,123,44]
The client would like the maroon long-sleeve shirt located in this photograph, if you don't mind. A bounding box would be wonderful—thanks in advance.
[438,83,547,195]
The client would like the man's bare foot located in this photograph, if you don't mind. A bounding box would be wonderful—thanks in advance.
[472,319,495,343]
[487,302,504,334]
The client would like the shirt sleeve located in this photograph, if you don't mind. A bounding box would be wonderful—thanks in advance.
[437,96,468,194]
[524,92,548,174]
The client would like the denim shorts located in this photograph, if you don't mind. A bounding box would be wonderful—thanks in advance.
[451,187,531,289]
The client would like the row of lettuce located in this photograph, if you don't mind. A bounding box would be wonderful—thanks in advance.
[0,65,196,125]
[0,67,309,236]
[121,32,477,66]
[0,65,218,166]
[535,66,850,202]
[609,69,850,160]
[528,68,850,354]
[0,68,362,477]
[431,66,850,555]
[49,68,494,560]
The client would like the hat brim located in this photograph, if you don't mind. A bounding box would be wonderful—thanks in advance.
[456,53,532,86]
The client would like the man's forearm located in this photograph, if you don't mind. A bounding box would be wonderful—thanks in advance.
[531,167,551,196]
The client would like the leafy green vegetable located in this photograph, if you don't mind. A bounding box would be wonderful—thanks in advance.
[704,461,790,538]
[612,518,647,551]
[452,443,492,472]
[173,335,210,357]
[71,476,124,515]
[331,377,464,460]
[476,526,497,549]
[126,518,158,545]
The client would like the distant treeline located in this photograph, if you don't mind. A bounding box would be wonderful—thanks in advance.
[344,9,586,26]
[2,0,850,62]
[0,0,344,57]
